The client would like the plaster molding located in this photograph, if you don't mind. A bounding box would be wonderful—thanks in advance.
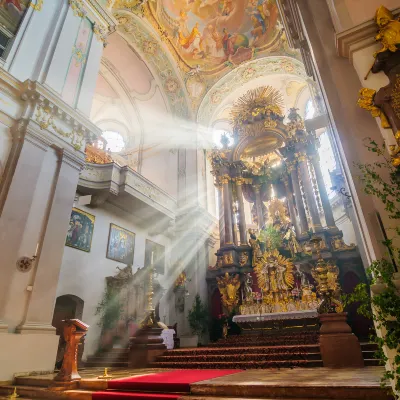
[197,56,308,126]
[336,7,400,62]
[20,80,102,153]
[79,0,117,33]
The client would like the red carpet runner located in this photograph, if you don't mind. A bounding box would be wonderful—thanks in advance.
[92,369,242,400]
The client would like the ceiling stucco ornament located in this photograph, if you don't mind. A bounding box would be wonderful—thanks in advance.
[197,56,307,126]
[113,11,191,119]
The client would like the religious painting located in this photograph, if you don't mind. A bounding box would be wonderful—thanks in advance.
[65,208,95,252]
[145,239,165,275]
[106,224,136,265]
[148,0,282,71]
[0,0,30,56]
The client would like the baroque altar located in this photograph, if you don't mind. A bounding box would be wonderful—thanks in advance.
[207,86,364,330]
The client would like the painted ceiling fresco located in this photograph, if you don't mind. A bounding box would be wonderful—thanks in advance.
[147,0,282,72]
[111,0,304,122]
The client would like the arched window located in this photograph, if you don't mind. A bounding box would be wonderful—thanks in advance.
[305,99,316,120]
[99,131,125,153]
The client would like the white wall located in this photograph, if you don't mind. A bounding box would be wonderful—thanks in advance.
[56,199,171,358]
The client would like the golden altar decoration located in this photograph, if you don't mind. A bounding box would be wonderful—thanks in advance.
[240,249,318,315]
[216,273,241,313]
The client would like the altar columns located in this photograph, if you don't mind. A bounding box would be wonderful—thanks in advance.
[254,185,264,229]
[222,175,234,244]
[235,178,247,245]
[215,180,225,247]
[283,177,300,236]
[297,153,322,231]
[310,154,337,229]
[288,163,309,234]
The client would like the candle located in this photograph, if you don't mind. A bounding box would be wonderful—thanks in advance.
[151,251,154,266]
[35,243,39,256]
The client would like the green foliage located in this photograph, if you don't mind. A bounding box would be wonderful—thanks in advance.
[346,140,400,397]
[95,288,123,331]
[264,224,283,250]
[188,294,209,336]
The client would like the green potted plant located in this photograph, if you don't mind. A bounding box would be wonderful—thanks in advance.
[183,294,208,347]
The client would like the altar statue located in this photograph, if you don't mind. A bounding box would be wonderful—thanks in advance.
[249,228,262,263]
[254,249,294,304]
[243,273,253,303]
[283,224,302,258]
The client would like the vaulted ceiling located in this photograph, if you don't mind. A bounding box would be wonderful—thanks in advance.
[100,0,312,128]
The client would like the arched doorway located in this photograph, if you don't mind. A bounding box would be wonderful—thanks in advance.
[52,294,85,369]
[342,271,372,341]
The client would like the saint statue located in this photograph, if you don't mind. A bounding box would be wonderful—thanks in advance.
[248,228,262,264]
[283,223,302,258]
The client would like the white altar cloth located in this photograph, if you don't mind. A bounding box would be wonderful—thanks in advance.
[232,309,318,323]
[161,329,175,349]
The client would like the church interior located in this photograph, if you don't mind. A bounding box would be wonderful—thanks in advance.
[0,0,400,399]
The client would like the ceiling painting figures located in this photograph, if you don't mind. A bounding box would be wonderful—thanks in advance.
[146,0,283,72]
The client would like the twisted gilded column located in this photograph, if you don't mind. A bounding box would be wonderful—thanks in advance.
[221,175,234,245]
[283,176,300,236]
[253,184,264,229]
[235,177,247,245]
[309,154,336,229]
[215,178,225,247]
[288,161,309,234]
[297,152,322,231]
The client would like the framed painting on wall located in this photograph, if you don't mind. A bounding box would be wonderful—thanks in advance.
[106,224,135,265]
[65,208,95,252]
[145,239,165,275]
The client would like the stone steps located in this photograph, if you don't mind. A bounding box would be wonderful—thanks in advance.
[150,360,324,369]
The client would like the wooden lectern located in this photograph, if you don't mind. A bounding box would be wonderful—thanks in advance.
[53,319,89,389]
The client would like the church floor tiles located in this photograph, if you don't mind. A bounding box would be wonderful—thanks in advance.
[0,366,393,400]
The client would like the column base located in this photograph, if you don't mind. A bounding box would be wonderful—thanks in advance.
[0,332,59,381]
[312,224,324,233]
[0,320,8,333]
[16,322,56,335]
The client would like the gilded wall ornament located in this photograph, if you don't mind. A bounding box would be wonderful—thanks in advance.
[93,23,109,47]
[30,0,44,11]
[35,103,85,151]
[238,252,249,267]
[223,253,234,265]
[216,273,241,313]
[330,236,355,252]
[69,0,87,18]
[85,144,113,164]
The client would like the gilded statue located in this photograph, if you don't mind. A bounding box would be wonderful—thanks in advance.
[243,272,253,303]
[357,88,390,129]
[283,224,302,258]
[374,6,400,56]
[248,228,262,264]
[216,273,241,313]
[254,249,294,303]
[359,6,400,167]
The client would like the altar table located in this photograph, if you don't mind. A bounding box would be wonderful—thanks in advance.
[233,309,318,324]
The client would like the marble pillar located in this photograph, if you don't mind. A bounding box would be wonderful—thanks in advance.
[283,177,300,236]
[235,178,247,245]
[215,181,225,248]
[297,153,322,231]
[288,162,309,234]
[254,185,264,229]
[310,154,337,229]
[221,175,234,244]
